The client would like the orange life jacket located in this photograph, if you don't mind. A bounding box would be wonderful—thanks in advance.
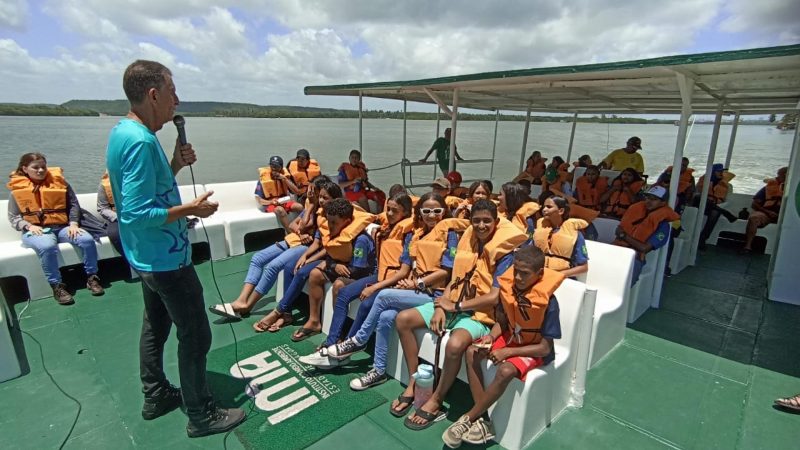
[340,162,368,191]
[575,175,608,210]
[445,195,463,211]
[447,218,528,325]
[664,166,695,194]
[284,198,317,247]
[509,201,540,238]
[613,202,680,260]
[603,179,644,217]
[376,216,415,282]
[100,172,115,210]
[696,174,731,205]
[287,159,321,191]
[763,178,784,210]
[409,218,470,288]
[258,167,290,198]
[321,209,376,263]
[532,217,588,271]
[7,167,69,226]
[498,268,565,345]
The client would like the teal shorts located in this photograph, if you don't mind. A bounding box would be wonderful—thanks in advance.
[414,302,490,340]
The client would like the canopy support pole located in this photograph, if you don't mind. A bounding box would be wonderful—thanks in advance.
[434,106,441,179]
[448,88,459,174]
[519,105,532,174]
[653,73,694,309]
[566,112,578,163]
[690,103,724,264]
[491,110,500,180]
[724,112,740,170]
[358,91,363,153]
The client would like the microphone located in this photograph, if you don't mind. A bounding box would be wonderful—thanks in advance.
[173,115,187,146]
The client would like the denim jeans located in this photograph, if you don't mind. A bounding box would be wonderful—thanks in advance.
[21,226,98,285]
[353,288,434,374]
[324,274,378,346]
[276,259,322,313]
[137,265,214,419]
[105,220,125,258]
[244,242,308,295]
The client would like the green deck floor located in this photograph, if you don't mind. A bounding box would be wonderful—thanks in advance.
[1,245,798,449]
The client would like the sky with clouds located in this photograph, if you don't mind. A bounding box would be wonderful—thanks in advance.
[0,0,798,110]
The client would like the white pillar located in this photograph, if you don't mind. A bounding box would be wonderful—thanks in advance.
[402,99,407,161]
[436,106,441,139]
[519,105,532,174]
[448,88,459,174]
[653,74,694,309]
[768,119,800,304]
[569,288,596,408]
[566,112,579,163]
[724,112,740,170]
[358,91,363,153]
[690,103,725,264]
[491,110,500,180]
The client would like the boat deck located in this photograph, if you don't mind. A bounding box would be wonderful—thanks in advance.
[1,245,798,449]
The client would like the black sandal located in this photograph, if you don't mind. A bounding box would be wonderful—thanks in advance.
[389,394,414,417]
[403,408,447,430]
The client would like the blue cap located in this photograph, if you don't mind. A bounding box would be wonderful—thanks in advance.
[712,163,724,172]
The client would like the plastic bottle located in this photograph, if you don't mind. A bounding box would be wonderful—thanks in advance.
[412,364,434,409]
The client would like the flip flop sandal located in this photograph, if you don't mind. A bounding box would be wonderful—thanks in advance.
[208,303,243,320]
[389,394,414,417]
[252,311,280,333]
[774,394,800,412]
[404,408,447,430]
[268,313,294,333]
[291,327,321,342]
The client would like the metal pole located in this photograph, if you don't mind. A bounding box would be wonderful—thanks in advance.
[402,98,407,185]
[724,112,740,170]
[434,106,441,179]
[449,88,459,174]
[490,110,500,180]
[690,103,724,264]
[566,112,578,163]
[653,73,694,309]
[519,105,532,174]
[569,288,596,407]
[358,91,363,152]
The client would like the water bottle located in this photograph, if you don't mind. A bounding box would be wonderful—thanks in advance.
[412,364,434,409]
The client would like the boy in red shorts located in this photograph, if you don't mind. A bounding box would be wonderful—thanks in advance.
[255,155,304,232]
[338,149,386,213]
[442,245,564,448]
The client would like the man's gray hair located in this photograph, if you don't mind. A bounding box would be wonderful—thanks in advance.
[123,60,172,105]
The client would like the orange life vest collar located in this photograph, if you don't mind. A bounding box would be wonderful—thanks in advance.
[287,159,321,191]
[321,209,376,263]
[510,201,540,234]
[533,217,588,271]
[614,202,680,259]
[498,268,564,345]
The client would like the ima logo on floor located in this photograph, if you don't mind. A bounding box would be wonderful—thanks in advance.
[229,344,340,425]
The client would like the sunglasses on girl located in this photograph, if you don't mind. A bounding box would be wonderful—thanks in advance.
[420,207,445,216]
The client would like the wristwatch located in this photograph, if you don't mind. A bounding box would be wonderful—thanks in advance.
[416,278,426,291]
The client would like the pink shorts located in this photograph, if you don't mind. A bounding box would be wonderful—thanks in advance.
[489,333,544,381]
[265,200,296,213]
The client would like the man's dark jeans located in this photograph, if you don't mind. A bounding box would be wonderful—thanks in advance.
[137,265,213,419]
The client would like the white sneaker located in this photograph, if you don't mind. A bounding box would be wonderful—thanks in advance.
[462,417,495,445]
[299,347,349,368]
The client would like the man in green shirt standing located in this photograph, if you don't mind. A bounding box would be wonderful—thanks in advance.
[419,128,464,174]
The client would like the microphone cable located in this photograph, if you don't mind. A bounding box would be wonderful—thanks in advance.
[186,165,259,448]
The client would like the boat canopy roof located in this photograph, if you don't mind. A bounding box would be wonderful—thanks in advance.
[305,44,800,115]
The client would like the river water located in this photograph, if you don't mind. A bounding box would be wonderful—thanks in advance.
[0,116,793,196]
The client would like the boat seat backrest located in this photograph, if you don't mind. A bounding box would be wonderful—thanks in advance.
[573,167,587,181]
[203,181,260,214]
[178,184,206,203]
[552,278,587,350]
[591,217,620,244]
[75,193,98,214]
[0,200,21,243]
[584,240,634,299]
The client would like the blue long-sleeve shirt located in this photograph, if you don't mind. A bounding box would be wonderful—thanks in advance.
[105,119,190,272]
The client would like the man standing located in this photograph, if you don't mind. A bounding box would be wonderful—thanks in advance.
[106,60,245,437]
[419,127,464,174]
[599,136,645,175]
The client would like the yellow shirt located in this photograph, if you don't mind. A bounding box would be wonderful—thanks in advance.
[602,148,644,173]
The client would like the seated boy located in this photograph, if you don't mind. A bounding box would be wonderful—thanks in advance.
[338,149,386,213]
[291,198,376,341]
[443,245,564,447]
[613,186,679,285]
[394,199,527,430]
[256,155,305,232]
[431,177,464,212]
[447,171,469,198]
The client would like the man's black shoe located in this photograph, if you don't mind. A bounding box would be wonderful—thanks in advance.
[187,407,246,438]
[142,385,183,420]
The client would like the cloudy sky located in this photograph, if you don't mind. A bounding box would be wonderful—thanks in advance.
[0,0,798,110]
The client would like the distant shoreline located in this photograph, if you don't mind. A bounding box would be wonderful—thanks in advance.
[0,101,776,125]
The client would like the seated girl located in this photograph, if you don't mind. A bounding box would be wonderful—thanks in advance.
[453,180,492,220]
[532,196,590,278]
[6,152,104,305]
[599,168,644,219]
[338,149,386,213]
